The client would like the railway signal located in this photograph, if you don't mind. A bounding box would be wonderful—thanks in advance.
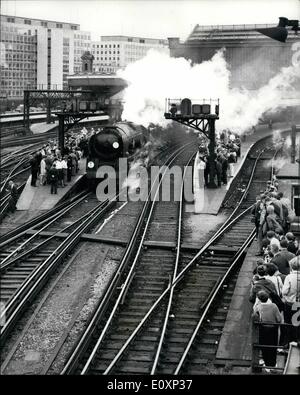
[165,98,220,188]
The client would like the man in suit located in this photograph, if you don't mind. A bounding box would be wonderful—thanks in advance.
[49,163,59,194]
[6,180,18,212]
[270,241,295,277]
[29,154,39,187]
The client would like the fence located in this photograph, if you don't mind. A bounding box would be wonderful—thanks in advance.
[252,321,300,373]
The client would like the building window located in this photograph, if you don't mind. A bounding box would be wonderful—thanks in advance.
[71,25,78,30]
[7,17,15,23]
[128,38,132,42]
[24,19,31,25]
[139,39,145,43]
[41,21,48,27]
[56,23,63,28]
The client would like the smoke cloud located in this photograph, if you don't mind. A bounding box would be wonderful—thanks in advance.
[118,48,300,134]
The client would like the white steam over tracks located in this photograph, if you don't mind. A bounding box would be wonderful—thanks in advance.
[119,46,300,134]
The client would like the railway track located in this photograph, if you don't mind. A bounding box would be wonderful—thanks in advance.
[0,191,117,343]
[1,129,58,149]
[59,138,280,375]
[0,145,44,219]
[0,140,196,373]
[1,115,109,149]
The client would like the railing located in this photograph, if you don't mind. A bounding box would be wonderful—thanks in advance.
[252,321,300,373]
[193,23,277,32]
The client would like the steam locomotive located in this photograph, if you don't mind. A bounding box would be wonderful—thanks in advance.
[86,121,149,180]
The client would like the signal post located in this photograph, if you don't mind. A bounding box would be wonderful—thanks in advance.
[165,98,219,188]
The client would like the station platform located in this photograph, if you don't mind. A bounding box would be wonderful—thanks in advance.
[216,239,257,365]
[30,115,109,135]
[30,122,58,134]
[16,159,86,211]
[215,238,290,374]
[192,122,289,215]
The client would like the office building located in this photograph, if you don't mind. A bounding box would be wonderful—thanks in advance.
[90,36,169,73]
[0,14,91,105]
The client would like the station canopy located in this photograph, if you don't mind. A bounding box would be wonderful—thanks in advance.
[67,74,128,97]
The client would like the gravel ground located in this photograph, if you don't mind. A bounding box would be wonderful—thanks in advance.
[2,242,123,375]
[1,198,143,375]
[183,209,227,245]
[0,210,43,235]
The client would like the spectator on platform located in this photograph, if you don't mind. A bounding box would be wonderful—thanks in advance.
[67,154,73,182]
[39,156,47,186]
[279,238,295,263]
[282,257,300,344]
[252,194,266,240]
[44,154,53,184]
[268,230,281,249]
[49,163,59,194]
[69,150,78,176]
[253,258,266,277]
[266,205,283,234]
[218,153,228,185]
[29,154,39,187]
[227,151,236,177]
[270,243,293,278]
[286,233,298,254]
[265,263,283,297]
[170,103,178,117]
[6,180,18,213]
[215,158,222,187]
[55,157,64,187]
[235,137,241,157]
[249,265,277,308]
[203,157,209,188]
[61,156,68,186]
[253,290,282,371]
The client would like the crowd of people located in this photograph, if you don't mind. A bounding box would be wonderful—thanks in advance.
[196,130,241,187]
[250,179,299,372]
[28,126,95,194]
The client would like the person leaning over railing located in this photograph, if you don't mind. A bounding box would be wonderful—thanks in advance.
[282,257,300,345]
[253,290,283,372]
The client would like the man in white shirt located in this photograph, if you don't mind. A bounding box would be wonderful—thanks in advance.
[282,257,300,344]
[55,158,63,187]
[61,157,68,186]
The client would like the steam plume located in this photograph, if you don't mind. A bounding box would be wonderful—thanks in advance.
[118,49,300,134]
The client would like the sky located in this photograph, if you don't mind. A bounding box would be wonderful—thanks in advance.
[1,0,300,40]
